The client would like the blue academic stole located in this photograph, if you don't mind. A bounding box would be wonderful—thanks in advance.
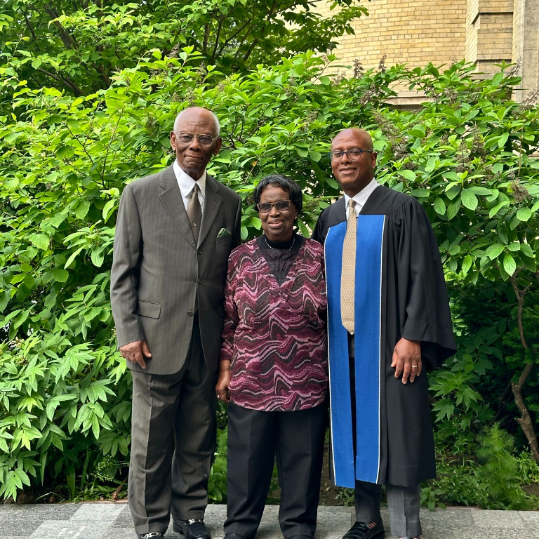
[325,215,385,488]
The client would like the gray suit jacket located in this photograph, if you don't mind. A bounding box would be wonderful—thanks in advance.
[110,165,242,375]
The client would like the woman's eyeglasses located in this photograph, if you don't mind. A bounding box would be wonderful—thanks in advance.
[256,200,293,213]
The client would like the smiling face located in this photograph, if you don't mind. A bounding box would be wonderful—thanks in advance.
[170,108,222,180]
[331,128,377,197]
[259,185,298,243]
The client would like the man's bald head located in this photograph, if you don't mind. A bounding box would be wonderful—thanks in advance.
[332,128,373,152]
[330,128,377,197]
[170,107,222,180]
[173,107,220,136]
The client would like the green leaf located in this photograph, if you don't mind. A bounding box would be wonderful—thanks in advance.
[489,200,509,218]
[52,269,69,283]
[309,151,321,162]
[516,208,532,221]
[485,244,505,260]
[409,125,425,138]
[29,234,49,250]
[50,213,68,227]
[468,186,492,196]
[411,188,430,197]
[75,201,91,220]
[520,243,534,258]
[461,255,472,274]
[446,198,461,220]
[461,189,478,211]
[503,253,516,276]
[433,198,446,215]
[400,170,416,182]
[90,250,104,267]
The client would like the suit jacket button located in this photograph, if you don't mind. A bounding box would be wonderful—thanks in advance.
[187,311,193,317]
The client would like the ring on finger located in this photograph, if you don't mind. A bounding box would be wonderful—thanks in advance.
[412,365,418,369]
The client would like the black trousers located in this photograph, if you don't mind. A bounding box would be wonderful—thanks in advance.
[224,402,327,539]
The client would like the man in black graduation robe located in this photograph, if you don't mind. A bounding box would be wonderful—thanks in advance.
[312,128,456,539]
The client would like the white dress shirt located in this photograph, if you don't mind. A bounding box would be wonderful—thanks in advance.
[344,178,379,218]
[173,160,206,213]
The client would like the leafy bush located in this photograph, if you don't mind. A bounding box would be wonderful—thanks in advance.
[0,50,537,504]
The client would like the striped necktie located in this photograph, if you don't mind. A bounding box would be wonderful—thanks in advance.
[187,183,202,242]
[341,199,357,334]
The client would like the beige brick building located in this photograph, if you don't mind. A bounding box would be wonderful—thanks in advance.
[317,0,538,104]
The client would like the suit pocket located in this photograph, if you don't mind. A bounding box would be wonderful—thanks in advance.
[137,300,161,319]
[215,235,232,246]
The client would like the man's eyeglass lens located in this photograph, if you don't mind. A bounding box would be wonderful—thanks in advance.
[257,200,292,213]
[177,133,216,146]
[330,149,372,161]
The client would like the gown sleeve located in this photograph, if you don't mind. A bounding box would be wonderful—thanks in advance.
[393,196,457,368]
[311,207,329,244]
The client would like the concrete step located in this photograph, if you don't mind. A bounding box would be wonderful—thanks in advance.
[0,503,537,539]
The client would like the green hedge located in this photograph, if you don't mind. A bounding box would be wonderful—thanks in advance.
[0,51,538,506]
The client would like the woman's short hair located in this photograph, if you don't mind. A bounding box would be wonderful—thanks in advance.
[253,174,303,213]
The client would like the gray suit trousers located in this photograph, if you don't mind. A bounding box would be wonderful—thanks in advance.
[355,481,421,538]
[128,320,217,535]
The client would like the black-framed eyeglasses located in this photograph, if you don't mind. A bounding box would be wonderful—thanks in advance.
[175,132,219,146]
[256,200,293,213]
[329,149,373,161]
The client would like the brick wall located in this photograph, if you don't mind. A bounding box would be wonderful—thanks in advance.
[465,0,514,76]
[317,0,467,71]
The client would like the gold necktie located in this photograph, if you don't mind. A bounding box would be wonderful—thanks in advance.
[341,199,357,334]
[187,183,202,242]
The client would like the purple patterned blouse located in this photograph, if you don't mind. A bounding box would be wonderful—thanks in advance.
[220,238,328,411]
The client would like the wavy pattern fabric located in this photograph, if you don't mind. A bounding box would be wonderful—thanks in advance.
[220,238,328,411]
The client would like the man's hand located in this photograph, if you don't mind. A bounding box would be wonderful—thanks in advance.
[119,340,151,369]
[391,338,421,384]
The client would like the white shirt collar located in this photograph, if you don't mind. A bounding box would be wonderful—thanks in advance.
[344,178,379,216]
[173,159,206,200]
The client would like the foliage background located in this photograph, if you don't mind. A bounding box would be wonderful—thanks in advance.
[0,0,538,510]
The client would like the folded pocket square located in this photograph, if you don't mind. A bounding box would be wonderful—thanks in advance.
[217,228,231,238]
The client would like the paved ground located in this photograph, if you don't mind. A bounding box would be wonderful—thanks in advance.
[0,502,537,539]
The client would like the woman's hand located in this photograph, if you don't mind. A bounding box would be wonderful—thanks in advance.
[216,364,231,402]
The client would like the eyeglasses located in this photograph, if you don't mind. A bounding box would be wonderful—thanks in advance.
[329,149,373,161]
[175,132,219,146]
[256,200,293,213]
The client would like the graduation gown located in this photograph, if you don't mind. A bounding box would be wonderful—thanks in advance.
[312,185,456,488]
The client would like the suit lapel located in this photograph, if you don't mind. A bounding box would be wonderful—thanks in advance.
[198,175,223,247]
[158,165,196,249]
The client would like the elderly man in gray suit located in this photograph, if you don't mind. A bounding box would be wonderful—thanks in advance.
[111,107,242,540]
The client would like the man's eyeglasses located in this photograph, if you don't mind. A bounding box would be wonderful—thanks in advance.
[329,149,373,161]
[256,200,293,213]
[175,132,219,147]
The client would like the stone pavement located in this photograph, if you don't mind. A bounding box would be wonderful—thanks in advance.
[0,502,537,539]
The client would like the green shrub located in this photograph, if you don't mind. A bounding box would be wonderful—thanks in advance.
[0,51,537,503]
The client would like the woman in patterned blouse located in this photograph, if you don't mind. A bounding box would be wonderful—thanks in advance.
[216,175,328,540]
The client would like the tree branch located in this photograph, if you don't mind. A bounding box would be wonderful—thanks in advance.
[210,15,226,64]
[509,272,539,462]
[36,67,84,96]
[43,5,79,50]
[23,11,41,49]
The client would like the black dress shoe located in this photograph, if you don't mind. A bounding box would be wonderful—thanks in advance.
[224,534,245,539]
[343,519,385,539]
[174,519,211,539]
[139,533,164,539]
